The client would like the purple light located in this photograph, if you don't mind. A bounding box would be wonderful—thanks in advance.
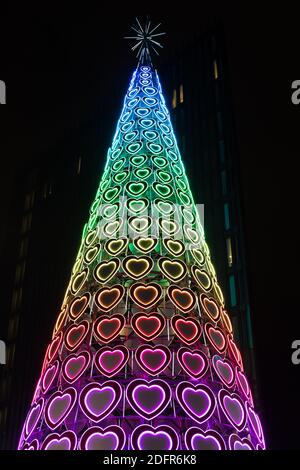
[126,379,171,420]
[131,424,179,450]
[218,389,246,431]
[79,426,126,450]
[176,382,216,424]
[79,381,122,422]
[41,431,77,450]
[44,388,77,430]
[62,351,90,384]
[184,427,225,451]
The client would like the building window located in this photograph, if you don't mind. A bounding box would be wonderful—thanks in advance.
[224,203,230,230]
[221,170,227,195]
[226,238,233,267]
[229,274,237,307]
[219,140,225,163]
[213,60,219,80]
[172,89,177,109]
[179,84,184,103]
[77,156,82,175]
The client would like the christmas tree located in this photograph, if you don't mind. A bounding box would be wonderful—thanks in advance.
[18,20,265,451]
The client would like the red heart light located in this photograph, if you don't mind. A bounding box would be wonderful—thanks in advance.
[94,346,129,377]
[93,314,125,344]
[131,312,166,341]
[135,345,171,375]
[171,315,202,345]
[64,320,90,352]
[167,286,196,313]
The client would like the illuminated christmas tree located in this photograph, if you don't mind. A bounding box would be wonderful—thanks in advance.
[18,19,265,451]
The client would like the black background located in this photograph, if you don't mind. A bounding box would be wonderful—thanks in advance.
[0,2,299,449]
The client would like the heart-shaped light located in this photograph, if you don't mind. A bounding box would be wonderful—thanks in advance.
[177,347,208,379]
[158,219,180,237]
[84,229,97,246]
[95,285,124,313]
[93,314,125,344]
[41,431,77,450]
[84,244,100,264]
[71,268,88,294]
[176,382,216,424]
[228,337,243,368]
[171,315,202,345]
[228,434,254,450]
[184,428,225,450]
[158,257,187,282]
[104,238,128,256]
[44,387,77,430]
[212,355,235,388]
[153,182,173,198]
[221,309,233,333]
[122,256,153,280]
[62,351,91,384]
[131,424,179,450]
[101,203,120,220]
[168,286,196,313]
[103,186,121,203]
[24,398,44,438]
[113,170,129,184]
[135,345,171,376]
[218,389,246,431]
[131,312,166,341]
[129,283,162,309]
[79,425,126,450]
[133,237,158,254]
[69,293,91,320]
[154,199,175,216]
[126,379,171,420]
[41,361,60,394]
[79,381,122,422]
[200,294,220,321]
[94,258,120,283]
[191,266,212,291]
[126,181,147,197]
[153,156,167,168]
[94,345,129,377]
[205,323,227,354]
[190,248,205,265]
[47,332,63,362]
[163,239,185,256]
[157,170,172,183]
[130,155,147,167]
[134,168,152,179]
[64,320,90,352]
[127,198,149,214]
[128,216,152,233]
[103,219,123,237]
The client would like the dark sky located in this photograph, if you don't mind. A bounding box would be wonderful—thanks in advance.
[1,2,299,449]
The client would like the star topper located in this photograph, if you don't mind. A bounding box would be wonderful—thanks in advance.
[125,17,166,65]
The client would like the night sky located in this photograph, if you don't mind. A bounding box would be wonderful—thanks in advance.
[1,3,299,449]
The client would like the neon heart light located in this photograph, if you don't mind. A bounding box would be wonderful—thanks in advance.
[212,355,235,388]
[158,257,187,282]
[246,403,263,441]
[228,337,243,368]
[200,294,220,321]
[71,268,88,294]
[218,389,246,431]
[104,238,128,256]
[191,266,212,291]
[64,320,90,351]
[229,434,254,450]
[122,256,153,280]
[205,323,227,353]
[24,398,44,439]
[176,382,216,424]
[41,431,77,450]
[41,361,59,394]
[177,347,208,379]
[84,244,100,264]
[221,309,233,333]
[129,283,162,309]
[47,332,63,362]
[127,198,149,214]
[135,345,171,376]
[94,258,120,283]
[95,285,124,312]
[21,439,39,450]
[62,351,91,384]
[171,315,202,345]
[131,312,165,341]
[79,381,122,422]
[79,426,126,450]
[236,367,251,400]
[131,425,179,450]
[128,216,152,233]
[163,239,185,256]
[94,345,129,377]
[69,293,91,320]
[168,285,196,313]
[133,237,158,254]
[93,314,125,344]
[126,379,171,420]
[184,428,225,450]
[44,387,77,430]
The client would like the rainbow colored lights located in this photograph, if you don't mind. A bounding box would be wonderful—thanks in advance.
[18,65,265,451]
